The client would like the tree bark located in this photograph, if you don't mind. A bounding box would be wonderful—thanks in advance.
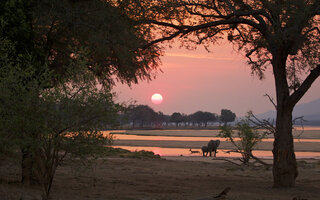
[272,107,298,187]
[272,61,320,187]
[271,52,298,187]
[21,147,39,185]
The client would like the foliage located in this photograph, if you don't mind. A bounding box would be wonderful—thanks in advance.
[30,0,162,86]
[189,111,217,126]
[220,109,236,125]
[219,120,267,164]
[170,112,185,126]
[102,147,131,156]
[125,105,160,127]
[120,150,161,159]
[0,0,165,198]
[123,106,226,128]
[0,36,121,198]
[102,147,160,159]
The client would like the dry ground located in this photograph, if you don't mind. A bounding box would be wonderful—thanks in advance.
[1,156,320,200]
[1,129,319,199]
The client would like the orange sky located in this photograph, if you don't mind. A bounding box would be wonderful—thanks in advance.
[114,41,320,117]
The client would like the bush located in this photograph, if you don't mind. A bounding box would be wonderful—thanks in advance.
[219,120,266,164]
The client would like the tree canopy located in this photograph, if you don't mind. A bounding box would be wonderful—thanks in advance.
[0,0,164,198]
[189,111,217,126]
[1,0,162,87]
[220,109,236,125]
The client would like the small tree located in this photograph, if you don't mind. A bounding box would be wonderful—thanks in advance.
[219,120,266,164]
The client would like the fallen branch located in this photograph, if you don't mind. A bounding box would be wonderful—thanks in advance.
[222,150,271,168]
[249,153,271,168]
[214,187,231,199]
[212,157,242,166]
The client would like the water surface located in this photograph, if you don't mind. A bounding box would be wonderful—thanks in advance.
[113,145,320,159]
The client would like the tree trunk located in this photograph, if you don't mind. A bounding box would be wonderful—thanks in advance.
[271,52,298,187]
[272,107,298,187]
[21,147,39,185]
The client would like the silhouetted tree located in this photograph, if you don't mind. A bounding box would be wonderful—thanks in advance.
[0,0,162,195]
[189,111,217,127]
[154,111,170,127]
[0,39,120,198]
[124,0,320,187]
[220,109,236,125]
[126,105,158,128]
[170,112,184,127]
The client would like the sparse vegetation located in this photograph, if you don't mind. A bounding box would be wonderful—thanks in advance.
[120,150,161,159]
[219,120,267,164]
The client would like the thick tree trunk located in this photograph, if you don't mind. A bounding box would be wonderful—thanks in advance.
[271,63,320,187]
[271,51,298,187]
[272,107,298,187]
[21,147,39,185]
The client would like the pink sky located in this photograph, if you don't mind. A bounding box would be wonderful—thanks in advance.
[114,41,320,117]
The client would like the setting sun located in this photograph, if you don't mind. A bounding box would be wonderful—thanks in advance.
[151,93,163,104]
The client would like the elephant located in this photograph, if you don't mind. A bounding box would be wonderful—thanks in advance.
[201,146,209,157]
[207,140,220,157]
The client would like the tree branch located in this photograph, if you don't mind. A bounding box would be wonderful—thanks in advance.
[140,30,182,49]
[288,64,320,109]
[140,17,266,50]
[246,111,275,135]
[264,94,277,110]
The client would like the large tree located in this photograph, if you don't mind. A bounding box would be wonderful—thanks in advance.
[122,0,320,187]
[32,0,162,86]
[0,43,119,197]
[0,0,162,195]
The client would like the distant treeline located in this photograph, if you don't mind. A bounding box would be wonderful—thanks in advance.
[118,104,236,129]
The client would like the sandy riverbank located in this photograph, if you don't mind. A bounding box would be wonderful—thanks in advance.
[1,156,320,200]
[1,128,320,199]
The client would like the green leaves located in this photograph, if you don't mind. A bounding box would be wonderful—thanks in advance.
[219,119,266,164]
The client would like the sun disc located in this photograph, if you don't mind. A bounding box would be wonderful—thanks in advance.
[151,93,163,104]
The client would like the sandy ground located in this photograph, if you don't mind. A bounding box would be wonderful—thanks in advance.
[1,156,320,200]
[1,129,320,200]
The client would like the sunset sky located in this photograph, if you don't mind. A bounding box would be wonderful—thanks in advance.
[114,41,320,117]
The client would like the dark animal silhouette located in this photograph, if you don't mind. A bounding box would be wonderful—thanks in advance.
[208,140,220,157]
[189,148,200,154]
[201,146,209,157]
